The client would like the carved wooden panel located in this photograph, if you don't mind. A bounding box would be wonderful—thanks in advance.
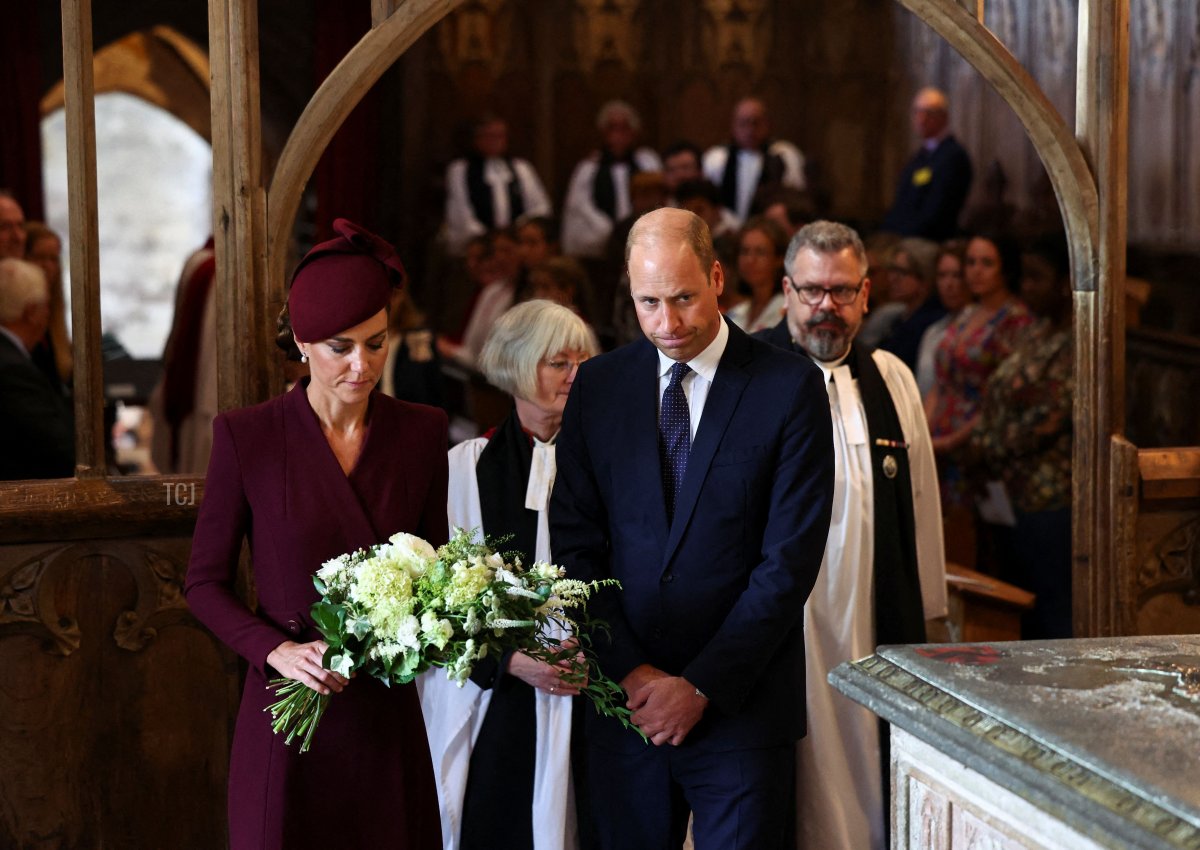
[0,538,238,850]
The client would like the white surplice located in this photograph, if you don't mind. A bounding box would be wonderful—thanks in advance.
[418,437,576,850]
[795,349,947,850]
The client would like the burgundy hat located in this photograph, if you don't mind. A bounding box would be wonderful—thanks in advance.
[287,218,406,342]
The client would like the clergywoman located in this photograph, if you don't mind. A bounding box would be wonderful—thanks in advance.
[185,219,445,850]
[420,299,599,850]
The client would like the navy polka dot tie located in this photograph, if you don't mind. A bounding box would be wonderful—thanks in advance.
[659,361,692,520]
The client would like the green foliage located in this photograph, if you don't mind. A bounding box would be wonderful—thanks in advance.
[266,527,636,751]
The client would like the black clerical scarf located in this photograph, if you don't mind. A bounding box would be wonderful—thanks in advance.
[462,405,537,850]
[591,149,641,219]
[718,141,787,213]
[465,154,526,230]
[848,342,927,646]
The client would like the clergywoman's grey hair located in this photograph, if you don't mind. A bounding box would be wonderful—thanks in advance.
[479,299,599,400]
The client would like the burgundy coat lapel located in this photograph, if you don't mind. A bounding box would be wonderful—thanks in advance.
[285,381,380,553]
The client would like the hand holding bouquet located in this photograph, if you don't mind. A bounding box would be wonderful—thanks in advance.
[267,527,632,752]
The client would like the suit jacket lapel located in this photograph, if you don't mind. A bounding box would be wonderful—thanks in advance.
[663,324,752,565]
[285,381,380,553]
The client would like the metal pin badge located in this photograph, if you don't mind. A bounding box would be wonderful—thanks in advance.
[882,454,899,479]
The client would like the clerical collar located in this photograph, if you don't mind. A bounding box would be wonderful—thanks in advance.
[808,347,851,383]
[657,315,729,384]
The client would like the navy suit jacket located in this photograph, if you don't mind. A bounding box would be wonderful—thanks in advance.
[0,331,74,480]
[550,320,834,753]
[882,134,973,240]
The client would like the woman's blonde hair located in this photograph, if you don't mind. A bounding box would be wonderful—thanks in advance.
[478,299,599,400]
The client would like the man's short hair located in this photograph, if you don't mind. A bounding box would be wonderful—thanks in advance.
[478,299,599,399]
[596,100,641,132]
[673,179,722,208]
[625,208,715,280]
[662,140,702,164]
[785,220,869,277]
[0,258,48,324]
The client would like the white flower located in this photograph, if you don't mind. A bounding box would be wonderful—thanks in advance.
[495,567,521,586]
[530,561,563,583]
[420,611,454,650]
[393,614,421,651]
[389,532,438,564]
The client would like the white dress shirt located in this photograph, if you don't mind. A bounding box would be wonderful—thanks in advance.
[654,318,729,442]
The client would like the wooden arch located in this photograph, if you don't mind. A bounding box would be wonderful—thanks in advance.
[211,0,1129,636]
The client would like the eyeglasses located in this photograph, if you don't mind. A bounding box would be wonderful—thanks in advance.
[787,276,866,306]
[543,356,589,371]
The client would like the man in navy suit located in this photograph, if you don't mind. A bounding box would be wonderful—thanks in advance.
[551,207,834,850]
[0,258,74,480]
[882,87,973,240]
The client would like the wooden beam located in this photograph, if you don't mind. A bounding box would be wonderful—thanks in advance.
[372,0,401,27]
[1073,0,1129,637]
[0,476,201,543]
[267,0,464,293]
[60,0,105,478]
[209,0,269,410]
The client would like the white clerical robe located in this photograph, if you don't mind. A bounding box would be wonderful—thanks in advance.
[795,349,947,850]
[418,438,576,850]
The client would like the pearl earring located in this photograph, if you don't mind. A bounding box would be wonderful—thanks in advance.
[300,352,308,364]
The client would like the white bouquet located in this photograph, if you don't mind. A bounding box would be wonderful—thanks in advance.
[267,527,630,752]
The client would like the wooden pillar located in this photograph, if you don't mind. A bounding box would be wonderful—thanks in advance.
[209,0,270,411]
[60,0,104,477]
[1073,0,1129,637]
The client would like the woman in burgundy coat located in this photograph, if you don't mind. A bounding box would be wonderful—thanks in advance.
[186,220,445,850]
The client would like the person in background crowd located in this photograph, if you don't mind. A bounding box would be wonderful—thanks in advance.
[443,114,552,256]
[660,141,704,206]
[759,186,817,240]
[914,239,968,398]
[186,219,445,850]
[515,215,560,284]
[674,179,740,312]
[726,215,788,334]
[925,231,1032,545]
[561,101,662,259]
[756,220,945,850]
[972,232,1073,638]
[527,256,593,322]
[882,87,973,240]
[421,299,599,850]
[24,221,72,388]
[149,237,217,474]
[856,231,904,348]
[0,258,74,480]
[551,207,833,850]
[702,97,806,225]
[440,229,521,370]
[878,236,946,372]
[0,191,26,260]
[381,285,442,409]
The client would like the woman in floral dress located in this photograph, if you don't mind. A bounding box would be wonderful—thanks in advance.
[972,233,1073,637]
[925,232,1032,509]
